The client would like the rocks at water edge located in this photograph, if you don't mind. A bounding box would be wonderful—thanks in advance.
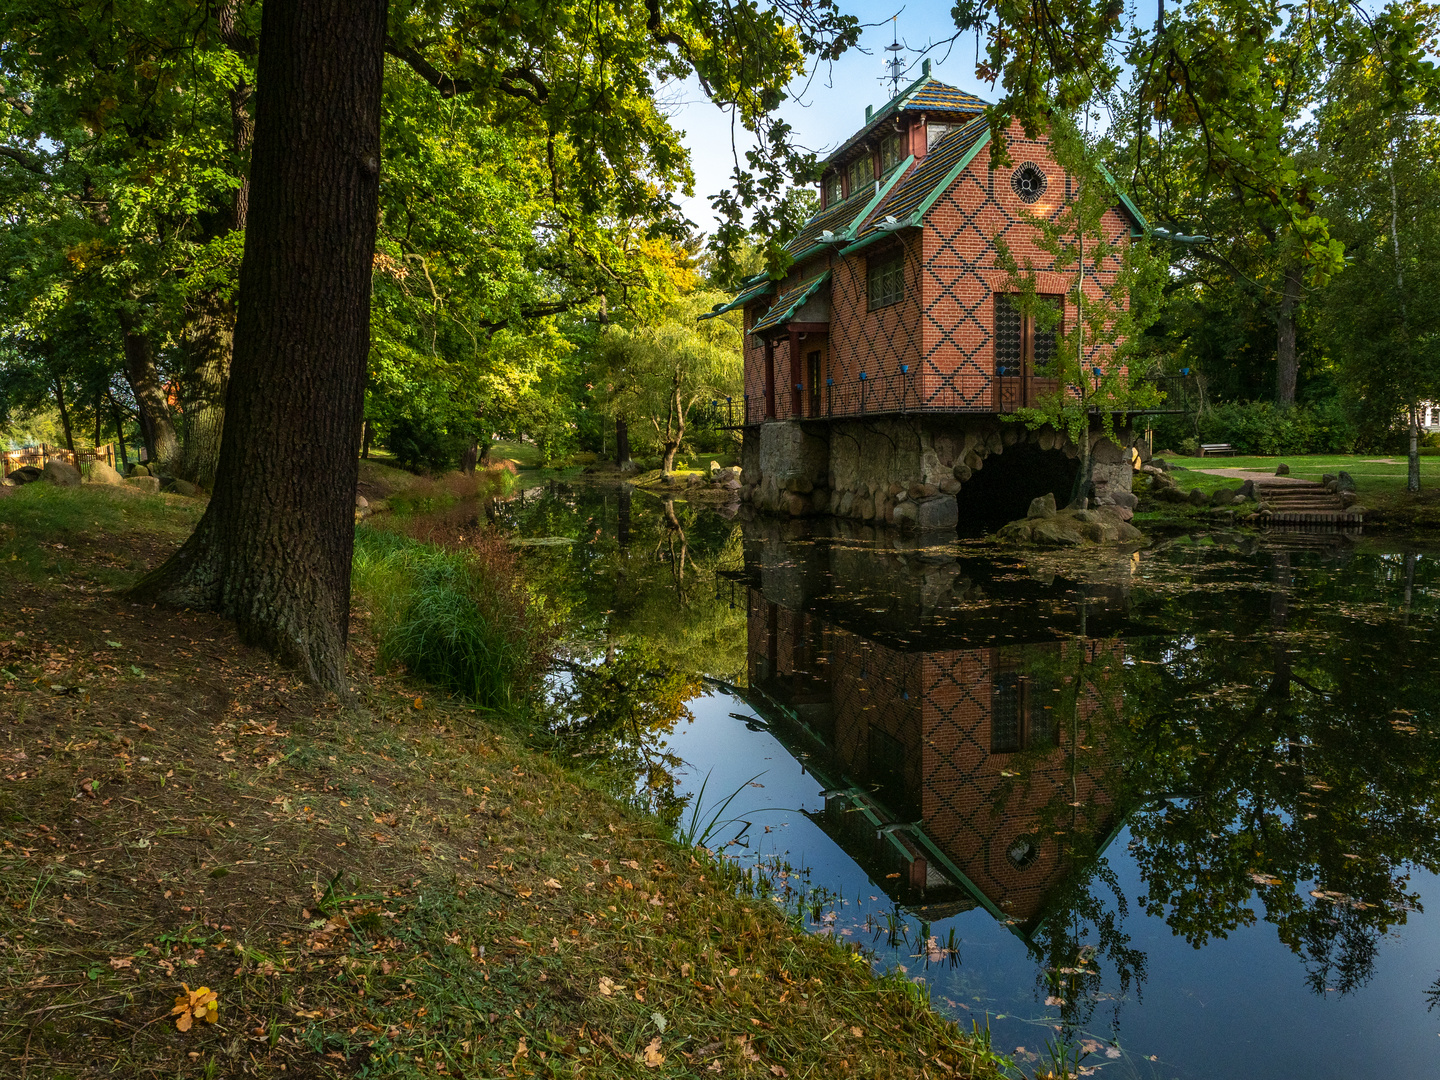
[87,461,125,485]
[42,460,81,486]
[1027,492,1057,519]
[997,506,1144,547]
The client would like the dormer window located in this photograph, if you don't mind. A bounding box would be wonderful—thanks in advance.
[927,122,953,149]
[845,155,872,197]
[879,131,904,176]
[823,172,843,206]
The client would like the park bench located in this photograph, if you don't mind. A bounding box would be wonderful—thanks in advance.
[1199,443,1237,457]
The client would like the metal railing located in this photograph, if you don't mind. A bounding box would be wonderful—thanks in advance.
[732,369,1199,425]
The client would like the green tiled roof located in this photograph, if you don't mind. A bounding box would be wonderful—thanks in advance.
[845,116,991,249]
[785,156,913,261]
[698,278,775,320]
[821,73,989,171]
[750,271,831,337]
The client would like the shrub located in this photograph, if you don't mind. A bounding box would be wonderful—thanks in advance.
[383,414,463,475]
[1152,400,1359,456]
[352,525,553,712]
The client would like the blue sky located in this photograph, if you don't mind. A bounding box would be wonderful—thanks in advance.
[667,4,992,233]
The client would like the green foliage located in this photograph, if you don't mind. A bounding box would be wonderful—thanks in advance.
[1180,401,1359,455]
[383,414,465,476]
[352,528,550,713]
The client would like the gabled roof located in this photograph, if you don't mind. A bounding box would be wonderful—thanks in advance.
[844,116,992,251]
[750,270,831,337]
[820,67,989,172]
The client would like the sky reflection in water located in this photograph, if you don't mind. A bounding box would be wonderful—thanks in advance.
[499,482,1440,1080]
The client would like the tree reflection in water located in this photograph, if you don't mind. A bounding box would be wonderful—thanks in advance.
[496,486,1440,1061]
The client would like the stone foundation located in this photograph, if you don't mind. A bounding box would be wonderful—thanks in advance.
[740,416,1136,530]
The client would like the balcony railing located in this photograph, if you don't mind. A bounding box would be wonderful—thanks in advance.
[732,369,1197,426]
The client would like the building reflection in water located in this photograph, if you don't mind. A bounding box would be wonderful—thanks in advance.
[743,587,1122,941]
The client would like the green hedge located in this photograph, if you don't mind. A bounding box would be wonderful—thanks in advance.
[1151,401,1358,456]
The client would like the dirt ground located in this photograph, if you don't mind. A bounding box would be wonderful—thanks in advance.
[0,484,1000,1080]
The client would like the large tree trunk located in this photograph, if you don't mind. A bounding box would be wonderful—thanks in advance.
[614,415,631,467]
[131,0,388,690]
[53,378,76,458]
[174,292,235,488]
[1408,403,1421,494]
[108,390,130,470]
[119,317,179,464]
[1275,264,1302,406]
[174,0,255,489]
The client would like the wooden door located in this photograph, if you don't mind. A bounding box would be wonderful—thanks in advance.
[994,294,1062,410]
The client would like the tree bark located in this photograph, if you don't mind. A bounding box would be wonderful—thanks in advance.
[131,0,388,690]
[53,378,76,458]
[1275,264,1302,406]
[461,440,478,472]
[614,415,631,467]
[1408,403,1421,494]
[108,390,130,470]
[174,0,255,489]
[119,314,180,464]
[174,291,235,488]
[361,419,374,459]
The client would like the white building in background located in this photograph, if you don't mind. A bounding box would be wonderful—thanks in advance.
[1424,402,1440,433]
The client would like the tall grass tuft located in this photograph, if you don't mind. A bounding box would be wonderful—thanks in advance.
[352,526,552,713]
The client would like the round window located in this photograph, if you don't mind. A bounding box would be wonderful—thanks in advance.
[1011,162,1047,204]
[1006,835,1040,871]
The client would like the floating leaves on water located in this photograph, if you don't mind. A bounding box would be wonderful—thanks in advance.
[1249,872,1283,887]
[170,984,218,1031]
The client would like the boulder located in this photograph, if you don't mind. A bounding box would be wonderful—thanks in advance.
[783,476,813,494]
[88,460,125,485]
[938,477,962,496]
[709,460,722,476]
[1031,519,1086,547]
[907,482,938,500]
[782,491,808,516]
[892,500,918,527]
[126,463,150,477]
[1155,486,1189,503]
[1151,458,1170,471]
[1274,462,1290,476]
[952,463,972,482]
[42,460,81,486]
[165,478,203,497]
[1100,490,1139,510]
[8,465,42,485]
[1187,488,1208,506]
[1341,491,1360,508]
[1238,479,1255,498]
[1027,492,1057,519]
[1321,473,1338,486]
[125,475,161,493]
[1336,471,1356,493]
[355,494,369,509]
[915,495,958,530]
[1210,486,1240,507]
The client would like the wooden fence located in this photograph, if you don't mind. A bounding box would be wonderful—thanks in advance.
[1,444,117,478]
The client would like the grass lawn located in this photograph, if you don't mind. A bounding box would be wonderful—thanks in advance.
[0,482,1004,1080]
[490,439,545,469]
[1164,452,1440,499]
[1136,453,1440,533]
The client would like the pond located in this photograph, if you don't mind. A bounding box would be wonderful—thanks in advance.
[495,480,1440,1079]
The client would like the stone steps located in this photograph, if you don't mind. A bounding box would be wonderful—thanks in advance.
[1253,480,1360,526]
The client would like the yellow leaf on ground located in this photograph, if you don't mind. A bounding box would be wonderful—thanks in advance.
[643,1036,664,1068]
[598,976,621,996]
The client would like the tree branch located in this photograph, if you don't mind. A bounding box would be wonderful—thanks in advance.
[384,37,474,98]
[0,145,48,174]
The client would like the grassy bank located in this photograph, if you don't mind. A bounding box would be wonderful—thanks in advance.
[0,482,1005,1079]
[1143,453,1440,533]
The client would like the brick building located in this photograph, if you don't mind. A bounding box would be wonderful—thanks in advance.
[712,63,1148,527]
[744,588,1122,933]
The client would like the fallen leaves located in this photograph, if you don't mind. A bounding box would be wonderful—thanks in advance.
[642,1036,664,1068]
[170,984,218,1031]
[598,976,622,996]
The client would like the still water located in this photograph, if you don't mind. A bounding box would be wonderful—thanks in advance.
[498,482,1439,1079]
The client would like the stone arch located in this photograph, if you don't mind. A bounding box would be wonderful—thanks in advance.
[953,438,1079,531]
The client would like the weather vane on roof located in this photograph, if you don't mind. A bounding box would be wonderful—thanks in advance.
[881,17,913,99]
